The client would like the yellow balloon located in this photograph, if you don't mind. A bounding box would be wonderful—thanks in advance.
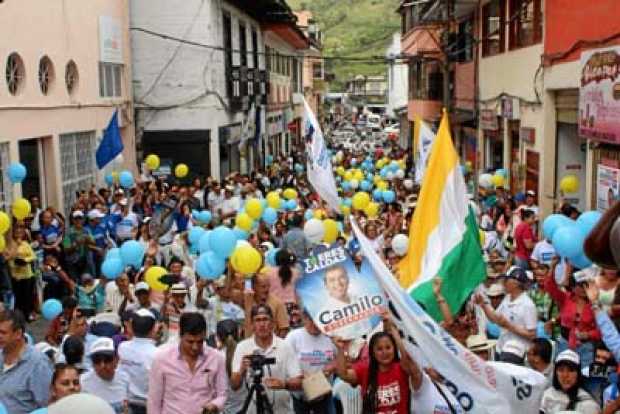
[344,171,354,182]
[353,170,364,181]
[283,188,298,200]
[11,198,31,220]
[145,266,168,292]
[0,211,10,234]
[336,166,346,177]
[231,246,263,275]
[175,163,189,178]
[235,212,254,232]
[111,171,119,183]
[0,235,4,252]
[377,181,388,191]
[352,191,371,211]
[266,192,281,209]
[398,160,406,169]
[560,175,579,193]
[376,160,385,169]
[323,219,339,244]
[340,205,351,216]
[364,202,380,218]
[373,175,382,185]
[145,154,160,170]
[245,198,263,220]
[491,174,504,187]
[383,157,390,164]
[313,210,325,220]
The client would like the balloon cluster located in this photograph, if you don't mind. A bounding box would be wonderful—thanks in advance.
[0,162,32,250]
[479,168,507,189]
[543,210,602,269]
[101,240,146,280]
[303,218,340,244]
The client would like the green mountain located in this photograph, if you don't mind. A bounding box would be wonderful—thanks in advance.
[288,0,401,91]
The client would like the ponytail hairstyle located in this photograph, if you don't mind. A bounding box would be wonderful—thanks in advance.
[363,331,400,414]
[216,319,239,377]
[275,249,297,287]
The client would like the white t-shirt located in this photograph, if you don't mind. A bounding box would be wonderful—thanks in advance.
[412,372,464,414]
[539,386,599,414]
[80,369,130,413]
[221,196,241,216]
[232,334,302,414]
[116,212,139,240]
[531,240,556,267]
[104,282,135,314]
[285,328,336,375]
[117,337,158,404]
[207,190,224,213]
[496,292,537,354]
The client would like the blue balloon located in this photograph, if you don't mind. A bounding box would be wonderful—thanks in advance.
[260,199,268,210]
[198,210,212,224]
[120,240,145,268]
[372,189,383,201]
[389,161,400,172]
[233,227,249,240]
[106,247,121,261]
[576,211,602,237]
[197,251,226,280]
[304,209,314,221]
[209,226,237,259]
[105,173,114,186]
[486,321,501,339]
[552,224,584,259]
[8,162,27,184]
[360,180,372,191]
[262,207,278,225]
[366,173,374,181]
[199,231,212,253]
[380,167,389,178]
[41,299,62,321]
[266,248,280,267]
[295,163,304,173]
[342,181,351,192]
[382,190,396,204]
[496,168,508,178]
[191,209,200,220]
[535,321,550,339]
[542,214,573,240]
[569,252,593,270]
[30,409,48,414]
[459,165,467,176]
[285,199,297,210]
[343,198,353,207]
[119,170,134,189]
[188,226,205,246]
[102,257,123,280]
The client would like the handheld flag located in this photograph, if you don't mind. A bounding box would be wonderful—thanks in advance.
[398,110,486,321]
[96,110,124,169]
[303,97,340,211]
[413,115,435,184]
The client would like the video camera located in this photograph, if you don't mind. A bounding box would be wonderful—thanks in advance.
[249,350,275,378]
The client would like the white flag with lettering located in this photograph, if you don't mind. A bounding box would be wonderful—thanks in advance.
[303,97,340,211]
[414,116,436,184]
[351,219,546,414]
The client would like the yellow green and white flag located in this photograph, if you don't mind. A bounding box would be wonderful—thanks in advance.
[399,111,486,321]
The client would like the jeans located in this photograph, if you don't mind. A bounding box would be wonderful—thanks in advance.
[292,394,336,414]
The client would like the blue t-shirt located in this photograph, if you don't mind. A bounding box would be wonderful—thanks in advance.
[40,224,62,245]
[87,223,109,249]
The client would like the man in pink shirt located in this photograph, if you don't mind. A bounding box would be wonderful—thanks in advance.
[148,312,227,414]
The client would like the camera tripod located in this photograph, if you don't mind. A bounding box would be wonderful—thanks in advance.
[237,370,274,414]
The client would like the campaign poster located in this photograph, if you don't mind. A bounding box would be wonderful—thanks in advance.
[296,244,386,339]
[597,164,620,212]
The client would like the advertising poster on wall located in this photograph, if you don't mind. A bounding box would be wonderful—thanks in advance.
[597,164,620,212]
[579,46,620,143]
[296,244,386,339]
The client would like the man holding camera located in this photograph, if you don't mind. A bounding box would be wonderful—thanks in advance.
[231,304,302,413]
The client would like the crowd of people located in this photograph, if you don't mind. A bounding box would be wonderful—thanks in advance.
[1,130,620,414]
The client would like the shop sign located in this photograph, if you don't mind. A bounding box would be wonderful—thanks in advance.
[520,127,536,144]
[99,16,123,64]
[480,109,498,131]
[579,46,620,143]
[597,164,620,212]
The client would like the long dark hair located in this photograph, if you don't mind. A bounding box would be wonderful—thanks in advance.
[363,331,400,414]
[275,249,296,287]
[552,361,589,410]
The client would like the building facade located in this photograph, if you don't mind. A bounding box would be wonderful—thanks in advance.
[0,0,135,214]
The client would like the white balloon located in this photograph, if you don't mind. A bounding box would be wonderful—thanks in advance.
[403,179,414,190]
[49,393,115,414]
[395,169,405,179]
[350,179,359,189]
[304,218,325,244]
[479,173,493,189]
[391,234,409,256]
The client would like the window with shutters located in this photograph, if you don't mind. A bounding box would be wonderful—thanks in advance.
[60,131,96,214]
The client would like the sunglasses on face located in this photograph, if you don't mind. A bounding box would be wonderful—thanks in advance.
[91,354,114,365]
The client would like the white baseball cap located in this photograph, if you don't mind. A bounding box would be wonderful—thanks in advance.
[88,209,105,220]
[71,210,84,218]
[555,349,580,365]
[134,281,150,293]
[88,337,115,357]
[134,308,156,320]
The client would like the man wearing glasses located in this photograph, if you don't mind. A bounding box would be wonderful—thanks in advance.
[80,337,130,413]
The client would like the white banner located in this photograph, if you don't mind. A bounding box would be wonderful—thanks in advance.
[303,97,340,211]
[351,220,546,414]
